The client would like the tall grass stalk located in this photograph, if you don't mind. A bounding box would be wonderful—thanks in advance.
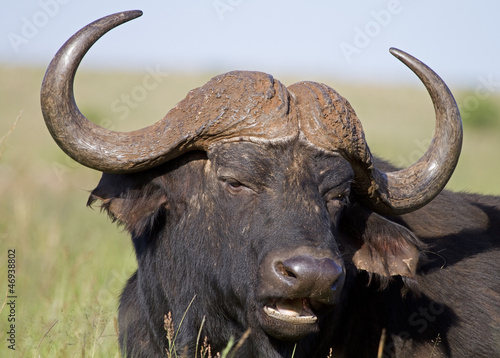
[195,316,206,358]
[36,320,59,354]
[225,329,250,358]
[377,328,386,358]
[0,111,21,160]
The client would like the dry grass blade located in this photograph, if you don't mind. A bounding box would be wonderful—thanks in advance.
[195,316,206,358]
[0,287,8,315]
[174,295,197,344]
[429,333,442,357]
[165,312,175,358]
[199,336,212,358]
[165,295,197,357]
[377,327,387,358]
[226,328,251,358]
[0,111,21,160]
[36,319,59,353]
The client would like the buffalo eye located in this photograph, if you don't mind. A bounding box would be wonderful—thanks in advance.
[220,177,252,195]
[325,190,350,214]
[332,193,350,206]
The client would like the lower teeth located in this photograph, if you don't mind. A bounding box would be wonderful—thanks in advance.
[263,305,317,323]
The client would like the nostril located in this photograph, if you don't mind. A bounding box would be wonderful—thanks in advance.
[275,262,298,279]
[284,269,297,279]
[282,255,318,280]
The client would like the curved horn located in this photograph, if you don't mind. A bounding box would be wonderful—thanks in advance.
[41,11,293,174]
[42,11,152,173]
[41,10,181,173]
[41,10,203,174]
[289,48,462,215]
[363,48,463,214]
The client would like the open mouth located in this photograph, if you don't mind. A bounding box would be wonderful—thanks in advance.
[263,298,317,324]
[258,297,329,341]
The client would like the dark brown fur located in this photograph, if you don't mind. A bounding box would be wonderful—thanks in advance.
[89,143,500,357]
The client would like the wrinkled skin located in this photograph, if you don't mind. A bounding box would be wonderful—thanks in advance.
[90,139,500,357]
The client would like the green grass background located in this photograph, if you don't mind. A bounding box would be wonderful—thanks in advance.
[0,65,499,357]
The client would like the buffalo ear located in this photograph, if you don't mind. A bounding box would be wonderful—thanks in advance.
[87,173,168,235]
[339,203,422,280]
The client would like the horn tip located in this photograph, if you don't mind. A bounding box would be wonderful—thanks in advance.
[121,9,143,20]
[129,9,143,17]
[388,47,422,70]
[389,47,407,59]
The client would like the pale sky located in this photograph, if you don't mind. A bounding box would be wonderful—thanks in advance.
[1,1,500,87]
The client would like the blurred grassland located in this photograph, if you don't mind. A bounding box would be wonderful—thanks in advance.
[0,65,499,357]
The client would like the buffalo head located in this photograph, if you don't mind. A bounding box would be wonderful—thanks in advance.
[41,10,462,357]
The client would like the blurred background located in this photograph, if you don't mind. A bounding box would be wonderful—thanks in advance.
[1,1,499,356]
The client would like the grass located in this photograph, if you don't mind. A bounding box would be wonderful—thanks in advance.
[164,309,252,358]
[0,65,499,357]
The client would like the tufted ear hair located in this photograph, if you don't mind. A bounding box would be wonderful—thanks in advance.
[339,203,424,289]
[87,152,208,237]
[87,172,168,236]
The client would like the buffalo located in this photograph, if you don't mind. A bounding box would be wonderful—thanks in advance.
[41,10,500,358]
